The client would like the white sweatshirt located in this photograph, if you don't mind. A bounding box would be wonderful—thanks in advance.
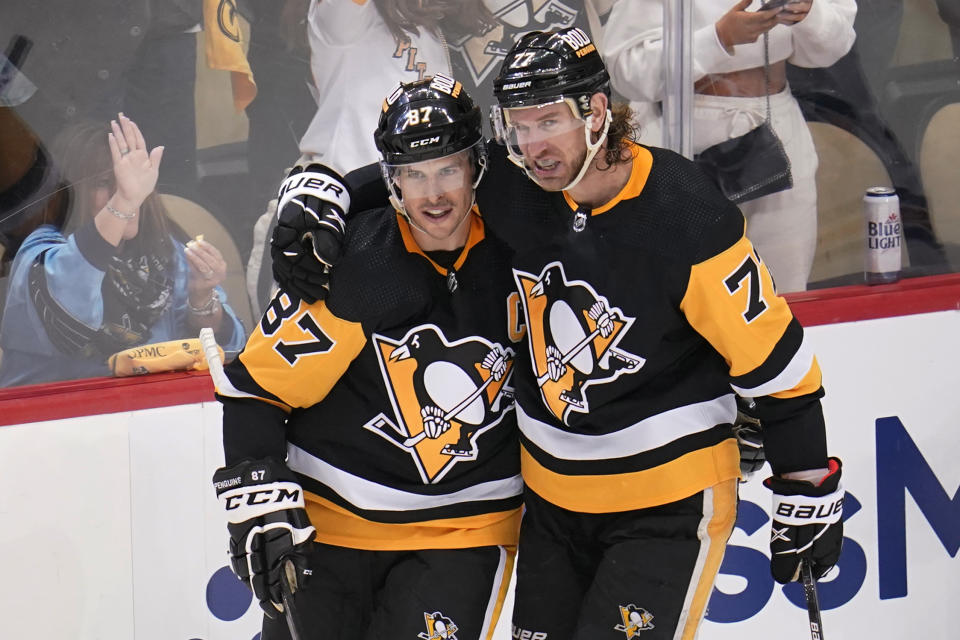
[602,0,857,103]
[298,0,450,173]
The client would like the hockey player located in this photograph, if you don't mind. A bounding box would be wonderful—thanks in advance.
[270,28,845,639]
[212,76,524,640]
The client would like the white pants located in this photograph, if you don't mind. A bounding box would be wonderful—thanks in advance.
[638,88,819,293]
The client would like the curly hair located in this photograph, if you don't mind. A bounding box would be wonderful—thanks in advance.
[600,102,640,169]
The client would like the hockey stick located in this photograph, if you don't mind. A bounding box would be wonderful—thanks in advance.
[801,559,824,640]
[200,327,228,389]
[202,330,306,637]
[536,326,603,387]
[280,557,306,640]
[388,374,499,448]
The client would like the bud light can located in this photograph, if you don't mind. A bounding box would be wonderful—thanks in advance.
[864,187,902,284]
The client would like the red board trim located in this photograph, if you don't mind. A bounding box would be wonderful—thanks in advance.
[0,370,214,427]
[1,274,959,427]
[785,273,960,326]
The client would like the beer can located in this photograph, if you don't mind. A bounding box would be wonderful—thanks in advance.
[863,187,902,285]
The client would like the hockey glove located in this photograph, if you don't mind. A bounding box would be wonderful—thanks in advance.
[271,163,351,303]
[764,457,844,584]
[212,457,316,617]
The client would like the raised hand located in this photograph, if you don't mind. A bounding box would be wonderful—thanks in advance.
[107,114,164,210]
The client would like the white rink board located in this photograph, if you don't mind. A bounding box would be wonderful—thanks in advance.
[0,310,957,639]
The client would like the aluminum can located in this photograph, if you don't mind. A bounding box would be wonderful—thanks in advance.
[864,187,901,284]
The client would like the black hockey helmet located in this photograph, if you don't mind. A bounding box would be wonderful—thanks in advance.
[374,74,487,220]
[374,74,485,166]
[492,27,610,119]
[491,28,612,191]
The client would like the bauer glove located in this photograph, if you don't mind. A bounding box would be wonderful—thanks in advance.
[212,457,315,617]
[271,163,351,303]
[764,457,844,584]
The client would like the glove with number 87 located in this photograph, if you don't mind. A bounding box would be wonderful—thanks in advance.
[764,457,844,584]
[212,457,315,616]
[271,163,351,303]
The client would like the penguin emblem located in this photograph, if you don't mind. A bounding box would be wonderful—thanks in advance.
[418,611,459,639]
[614,604,655,637]
[364,324,516,484]
[514,262,644,423]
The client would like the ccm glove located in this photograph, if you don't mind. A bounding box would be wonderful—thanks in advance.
[212,457,316,617]
[271,163,351,303]
[764,457,844,584]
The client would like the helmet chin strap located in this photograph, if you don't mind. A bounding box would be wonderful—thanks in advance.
[517,108,612,193]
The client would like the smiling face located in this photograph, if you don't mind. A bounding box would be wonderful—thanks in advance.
[503,99,588,191]
[394,149,476,251]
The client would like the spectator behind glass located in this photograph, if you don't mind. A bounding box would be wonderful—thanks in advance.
[603,0,856,292]
[0,115,245,387]
[298,0,488,172]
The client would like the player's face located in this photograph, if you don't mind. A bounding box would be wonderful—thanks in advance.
[504,101,587,191]
[396,150,475,251]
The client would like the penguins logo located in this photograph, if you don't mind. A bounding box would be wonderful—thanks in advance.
[447,0,579,86]
[514,262,644,423]
[614,604,655,637]
[418,611,460,639]
[364,325,515,484]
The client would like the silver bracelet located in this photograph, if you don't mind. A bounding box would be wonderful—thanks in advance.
[106,203,138,220]
[188,292,220,316]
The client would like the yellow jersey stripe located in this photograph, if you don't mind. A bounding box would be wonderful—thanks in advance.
[482,546,517,640]
[305,493,522,550]
[679,479,738,639]
[520,439,740,513]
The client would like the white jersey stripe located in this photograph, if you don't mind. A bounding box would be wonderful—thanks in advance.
[731,334,815,397]
[286,444,523,512]
[516,394,737,461]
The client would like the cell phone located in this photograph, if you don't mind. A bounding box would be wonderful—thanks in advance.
[758,0,791,10]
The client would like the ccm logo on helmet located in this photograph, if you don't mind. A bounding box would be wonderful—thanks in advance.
[224,486,302,510]
[410,136,441,148]
[775,497,844,520]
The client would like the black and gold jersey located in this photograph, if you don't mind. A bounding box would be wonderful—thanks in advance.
[217,208,525,550]
[475,142,828,514]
